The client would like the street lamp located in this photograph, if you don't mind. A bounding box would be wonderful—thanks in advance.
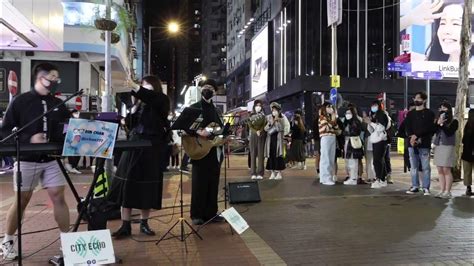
[147,21,181,75]
[168,21,180,34]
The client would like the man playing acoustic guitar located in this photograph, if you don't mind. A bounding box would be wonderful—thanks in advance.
[189,79,226,225]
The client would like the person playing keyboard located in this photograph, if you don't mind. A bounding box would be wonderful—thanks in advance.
[0,63,71,261]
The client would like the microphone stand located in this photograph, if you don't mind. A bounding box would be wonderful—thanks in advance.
[0,89,83,264]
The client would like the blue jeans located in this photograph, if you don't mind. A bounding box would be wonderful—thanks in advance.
[408,147,431,189]
[2,157,14,167]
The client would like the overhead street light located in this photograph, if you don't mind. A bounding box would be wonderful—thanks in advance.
[147,20,182,75]
[168,21,180,34]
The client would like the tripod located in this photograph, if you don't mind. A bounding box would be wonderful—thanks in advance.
[0,90,83,265]
[156,107,204,250]
[155,130,203,249]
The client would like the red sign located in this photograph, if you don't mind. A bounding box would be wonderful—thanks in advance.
[75,96,82,111]
[394,53,411,63]
[7,70,18,96]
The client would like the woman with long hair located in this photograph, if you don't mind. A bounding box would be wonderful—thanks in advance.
[342,105,364,185]
[318,102,340,185]
[365,100,389,189]
[462,109,474,196]
[433,102,459,199]
[289,112,307,170]
[264,102,290,180]
[425,0,474,62]
[109,75,170,238]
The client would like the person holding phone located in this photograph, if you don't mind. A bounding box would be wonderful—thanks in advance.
[433,102,458,199]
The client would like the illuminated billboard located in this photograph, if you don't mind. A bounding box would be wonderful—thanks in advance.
[251,24,269,97]
[399,0,474,78]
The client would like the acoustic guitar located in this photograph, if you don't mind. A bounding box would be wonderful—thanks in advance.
[182,113,265,160]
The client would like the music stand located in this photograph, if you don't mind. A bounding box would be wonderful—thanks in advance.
[156,107,203,248]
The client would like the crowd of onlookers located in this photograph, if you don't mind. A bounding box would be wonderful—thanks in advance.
[241,92,473,199]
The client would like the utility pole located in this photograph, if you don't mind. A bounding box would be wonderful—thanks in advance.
[103,0,113,179]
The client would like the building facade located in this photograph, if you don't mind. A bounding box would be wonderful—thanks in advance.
[0,0,140,112]
[200,0,227,84]
[226,0,462,127]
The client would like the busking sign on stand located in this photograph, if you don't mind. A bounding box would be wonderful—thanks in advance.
[60,230,115,265]
[62,118,118,159]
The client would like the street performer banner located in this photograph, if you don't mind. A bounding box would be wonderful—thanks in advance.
[62,118,118,159]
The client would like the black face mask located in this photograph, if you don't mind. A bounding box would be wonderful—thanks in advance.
[202,89,214,100]
[47,81,59,94]
[414,100,424,106]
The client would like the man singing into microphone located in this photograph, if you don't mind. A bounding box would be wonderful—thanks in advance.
[0,63,71,261]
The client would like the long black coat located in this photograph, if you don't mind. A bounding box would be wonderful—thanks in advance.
[109,87,170,210]
[462,123,474,162]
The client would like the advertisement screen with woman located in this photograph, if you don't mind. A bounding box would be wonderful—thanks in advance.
[400,0,474,78]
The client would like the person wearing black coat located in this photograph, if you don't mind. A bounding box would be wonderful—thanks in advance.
[341,106,364,185]
[109,75,170,239]
[462,109,474,196]
[189,79,226,225]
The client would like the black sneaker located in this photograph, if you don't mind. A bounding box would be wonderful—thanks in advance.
[406,187,420,194]
[192,218,204,225]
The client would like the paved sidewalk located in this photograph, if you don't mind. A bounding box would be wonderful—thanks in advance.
[0,154,472,265]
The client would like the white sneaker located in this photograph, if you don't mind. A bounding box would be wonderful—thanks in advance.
[332,176,338,182]
[435,191,445,198]
[274,172,282,180]
[423,188,431,196]
[65,163,73,173]
[70,168,82,174]
[343,179,357,185]
[441,192,452,199]
[1,240,18,261]
[269,172,276,180]
[251,175,257,180]
[371,180,382,189]
[255,175,264,180]
[379,180,388,187]
[321,181,336,186]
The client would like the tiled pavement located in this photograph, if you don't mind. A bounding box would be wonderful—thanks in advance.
[0,154,472,265]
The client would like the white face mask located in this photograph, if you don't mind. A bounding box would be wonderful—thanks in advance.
[345,114,353,120]
[73,112,80,118]
[167,115,173,120]
[142,84,153,90]
[272,111,279,117]
[255,106,262,113]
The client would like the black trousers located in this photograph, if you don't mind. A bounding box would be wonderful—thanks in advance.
[373,141,388,181]
[69,156,80,168]
[190,147,221,220]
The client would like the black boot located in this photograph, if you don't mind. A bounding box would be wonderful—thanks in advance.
[112,220,131,239]
[466,186,472,197]
[140,219,155,236]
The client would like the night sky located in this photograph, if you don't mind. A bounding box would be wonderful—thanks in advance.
[144,0,185,83]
